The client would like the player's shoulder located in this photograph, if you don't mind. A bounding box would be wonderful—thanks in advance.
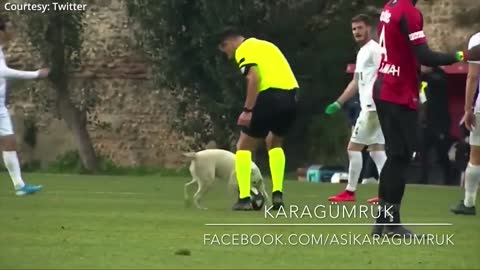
[468,32,480,49]
[367,40,381,49]
[362,40,381,54]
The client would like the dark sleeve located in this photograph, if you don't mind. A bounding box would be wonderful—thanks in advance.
[399,9,458,66]
[469,44,480,61]
[413,43,458,66]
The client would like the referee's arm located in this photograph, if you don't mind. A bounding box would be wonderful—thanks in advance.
[244,66,260,110]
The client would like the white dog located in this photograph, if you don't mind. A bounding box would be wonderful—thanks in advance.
[183,149,269,209]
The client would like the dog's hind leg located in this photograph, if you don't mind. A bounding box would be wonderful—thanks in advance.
[184,178,197,208]
[193,180,212,210]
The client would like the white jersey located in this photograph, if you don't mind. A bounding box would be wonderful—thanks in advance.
[469,33,480,112]
[0,46,39,113]
[355,40,382,111]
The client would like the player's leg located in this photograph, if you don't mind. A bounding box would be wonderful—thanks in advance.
[0,112,42,196]
[366,144,385,204]
[268,89,297,210]
[372,101,414,236]
[366,113,386,204]
[451,114,480,215]
[361,153,378,184]
[369,145,386,175]
[330,110,381,202]
[328,141,364,202]
[379,103,417,236]
[329,111,368,202]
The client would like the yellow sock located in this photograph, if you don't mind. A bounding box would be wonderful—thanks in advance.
[235,150,252,199]
[269,147,285,193]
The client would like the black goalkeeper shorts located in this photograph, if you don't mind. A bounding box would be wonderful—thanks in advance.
[375,99,418,159]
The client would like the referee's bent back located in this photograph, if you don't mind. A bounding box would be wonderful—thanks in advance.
[235,38,299,92]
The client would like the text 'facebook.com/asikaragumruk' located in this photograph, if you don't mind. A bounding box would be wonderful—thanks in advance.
[203,233,455,246]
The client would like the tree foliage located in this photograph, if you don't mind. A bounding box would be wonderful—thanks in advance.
[127,0,385,167]
[26,1,82,77]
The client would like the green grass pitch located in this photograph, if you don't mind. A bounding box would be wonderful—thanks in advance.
[0,173,479,269]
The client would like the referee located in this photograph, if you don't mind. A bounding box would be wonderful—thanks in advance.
[217,28,299,211]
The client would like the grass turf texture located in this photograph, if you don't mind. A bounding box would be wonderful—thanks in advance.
[0,173,479,269]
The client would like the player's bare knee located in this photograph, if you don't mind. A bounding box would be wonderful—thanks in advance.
[237,132,260,151]
[347,142,364,151]
[368,144,385,151]
[0,135,17,151]
[267,133,284,150]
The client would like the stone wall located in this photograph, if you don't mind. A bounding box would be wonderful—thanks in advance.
[418,0,480,51]
[1,0,479,169]
[4,0,190,168]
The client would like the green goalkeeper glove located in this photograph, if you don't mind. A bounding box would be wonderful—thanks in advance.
[325,101,342,115]
[455,51,466,62]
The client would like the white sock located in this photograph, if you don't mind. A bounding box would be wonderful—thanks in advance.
[346,151,362,192]
[370,150,387,179]
[464,163,480,207]
[3,151,25,189]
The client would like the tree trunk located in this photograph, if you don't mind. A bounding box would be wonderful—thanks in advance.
[47,15,99,173]
[57,90,100,173]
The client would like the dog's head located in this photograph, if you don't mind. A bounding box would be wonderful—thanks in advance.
[250,164,264,188]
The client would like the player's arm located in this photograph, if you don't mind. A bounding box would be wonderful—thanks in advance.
[325,73,359,115]
[464,62,479,131]
[464,33,480,130]
[337,73,359,104]
[244,66,260,111]
[413,43,460,67]
[401,11,462,66]
[465,62,479,113]
[0,63,40,80]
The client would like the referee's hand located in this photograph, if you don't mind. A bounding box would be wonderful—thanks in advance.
[237,112,252,127]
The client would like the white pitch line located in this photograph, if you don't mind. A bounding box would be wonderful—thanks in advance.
[205,223,453,227]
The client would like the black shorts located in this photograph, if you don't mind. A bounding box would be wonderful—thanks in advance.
[242,89,297,138]
[374,99,418,158]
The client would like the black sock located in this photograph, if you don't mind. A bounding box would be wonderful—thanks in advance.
[381,155,410,204]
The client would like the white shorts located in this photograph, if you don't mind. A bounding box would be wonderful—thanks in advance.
[469,113,480,146]
[0,111,14,136]
[350,110,385,146]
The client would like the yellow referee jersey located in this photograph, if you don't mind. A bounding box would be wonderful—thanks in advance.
[235,38,299,92]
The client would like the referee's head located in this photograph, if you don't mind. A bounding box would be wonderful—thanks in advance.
[216,27,245,59]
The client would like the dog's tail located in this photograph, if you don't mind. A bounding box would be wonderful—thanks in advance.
[182,152,197,160]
